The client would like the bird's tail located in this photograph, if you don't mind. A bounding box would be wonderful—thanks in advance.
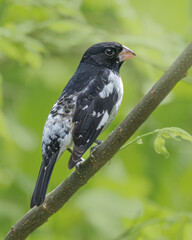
[30,153,58,208]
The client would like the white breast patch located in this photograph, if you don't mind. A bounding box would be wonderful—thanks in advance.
[102,70,124,130]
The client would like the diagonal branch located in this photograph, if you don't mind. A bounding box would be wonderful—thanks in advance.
[4,42,192,240]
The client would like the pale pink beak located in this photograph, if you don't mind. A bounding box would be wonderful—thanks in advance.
[118,45,136,62]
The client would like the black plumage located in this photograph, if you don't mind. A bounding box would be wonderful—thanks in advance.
[69,82,119,169]
[30,42,135,208]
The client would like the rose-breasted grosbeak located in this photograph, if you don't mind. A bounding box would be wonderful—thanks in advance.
[30,42,135,208]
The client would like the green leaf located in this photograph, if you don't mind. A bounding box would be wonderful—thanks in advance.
[121,127,192,155]
[154,127,192,158]
[160,127,192,142]
[154,135,170,158]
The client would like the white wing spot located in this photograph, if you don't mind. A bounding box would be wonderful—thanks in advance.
[82,105,88,110]
[92,111,96,116]
[97,112,102,117]
[91,110,104,118]
[96,111,109,130]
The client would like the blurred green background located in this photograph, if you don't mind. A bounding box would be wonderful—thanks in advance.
[0,0,192,239]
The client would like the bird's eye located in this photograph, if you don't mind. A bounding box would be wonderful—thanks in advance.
[105,48,115,57]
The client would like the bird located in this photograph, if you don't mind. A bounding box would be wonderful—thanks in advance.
[30,42,136,208]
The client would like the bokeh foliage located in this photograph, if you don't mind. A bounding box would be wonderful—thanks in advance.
[0,0,192,239]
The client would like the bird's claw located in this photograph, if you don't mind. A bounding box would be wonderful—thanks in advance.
[95,139,103,145]
[90,140,103,155]
[75,158,85,173]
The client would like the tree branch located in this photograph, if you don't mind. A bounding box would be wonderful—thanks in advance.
[4,42,192,240]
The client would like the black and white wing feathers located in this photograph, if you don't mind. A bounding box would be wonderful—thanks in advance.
[68,76,118,169]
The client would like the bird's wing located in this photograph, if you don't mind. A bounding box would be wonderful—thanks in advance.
[68,78,118,169]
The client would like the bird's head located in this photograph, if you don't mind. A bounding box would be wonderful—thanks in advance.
[80,42,136,72]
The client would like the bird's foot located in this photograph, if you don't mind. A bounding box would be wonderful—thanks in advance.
[75,158,85,173]
[95,139,103,145]
[90,139,103,155]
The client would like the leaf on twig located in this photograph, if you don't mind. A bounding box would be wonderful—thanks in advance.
[154,127,192,157]
[154,135,169,158]
[121,127,192,158]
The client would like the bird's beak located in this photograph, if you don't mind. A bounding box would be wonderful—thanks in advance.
[118,46,136,62]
